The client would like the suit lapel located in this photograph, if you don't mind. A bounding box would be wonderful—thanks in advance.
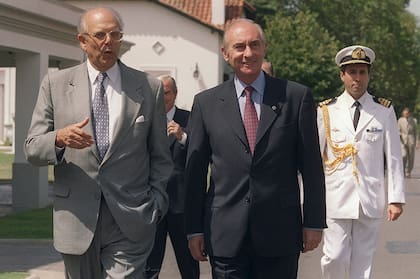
[103,62,143,162]
[218,81,248,147]
[355,96,377,135]
[168,108,181,147]
[68,63,100,160]
[255,77,285,146]
[335,95,356,135]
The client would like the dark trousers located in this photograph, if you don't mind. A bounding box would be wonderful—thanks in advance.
[209,231,300,279]
[145,212,199,279]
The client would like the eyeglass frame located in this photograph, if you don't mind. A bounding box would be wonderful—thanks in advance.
[82,30,124,42]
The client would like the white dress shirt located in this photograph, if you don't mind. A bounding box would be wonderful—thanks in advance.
[87,60,122,145]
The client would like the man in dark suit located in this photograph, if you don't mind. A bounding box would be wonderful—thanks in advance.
[24,7,172,278]
[185,18,326,279]
[146,76,199,278]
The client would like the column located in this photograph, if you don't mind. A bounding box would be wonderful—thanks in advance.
[12,51,49,211]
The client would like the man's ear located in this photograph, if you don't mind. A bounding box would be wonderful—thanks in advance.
[77,34,87,51]
[221,47,229,62]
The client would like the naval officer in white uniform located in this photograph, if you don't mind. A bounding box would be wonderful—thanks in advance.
[317,45,406,279]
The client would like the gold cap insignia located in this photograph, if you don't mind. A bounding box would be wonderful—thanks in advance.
[352,48,366,60]
[335,45,375,67]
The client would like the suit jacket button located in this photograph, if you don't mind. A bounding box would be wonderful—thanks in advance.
[245,197,251,203]
[93,192,101,200]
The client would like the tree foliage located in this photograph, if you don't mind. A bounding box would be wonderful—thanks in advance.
[250,0,420,112]
[265,11,340,101]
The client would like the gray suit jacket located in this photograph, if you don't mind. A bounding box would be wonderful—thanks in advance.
[24,61,172,255]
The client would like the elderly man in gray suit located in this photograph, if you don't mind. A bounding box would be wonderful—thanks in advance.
[24,7,172,279]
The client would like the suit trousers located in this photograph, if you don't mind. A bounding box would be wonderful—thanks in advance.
[321,210,382,279]
[61,197,154,279]
[402,142,416,175]
[145,212,199,279]
[209,229,300,279]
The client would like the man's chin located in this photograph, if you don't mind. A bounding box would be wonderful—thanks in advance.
[100,58,117,67]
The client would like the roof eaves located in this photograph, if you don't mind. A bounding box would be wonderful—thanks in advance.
[152,0,224,34]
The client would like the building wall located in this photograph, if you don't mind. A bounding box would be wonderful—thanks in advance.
[68,0,224,110]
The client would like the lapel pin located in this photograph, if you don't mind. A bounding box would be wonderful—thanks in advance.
[272,103,283,114]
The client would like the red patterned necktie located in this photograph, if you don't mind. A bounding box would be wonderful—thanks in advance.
[243,86,258,155]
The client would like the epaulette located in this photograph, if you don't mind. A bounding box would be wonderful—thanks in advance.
[373,96,392,108]
[318,97,337,107]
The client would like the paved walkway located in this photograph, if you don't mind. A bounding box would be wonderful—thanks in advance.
[1,149,420,278]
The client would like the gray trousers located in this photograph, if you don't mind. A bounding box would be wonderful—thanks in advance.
[62,198,154,279]
[402,142,416,175]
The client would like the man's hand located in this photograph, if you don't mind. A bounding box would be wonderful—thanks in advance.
[387,203,404,221]
[188,235,208,261]
[302,228,322,253]
[167,120,184,141]
[55,117,94,149]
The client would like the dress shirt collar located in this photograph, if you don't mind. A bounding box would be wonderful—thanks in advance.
[234,71,265,99]
[342,90,369,108]
[87,60,120,85]
[166,106,176,122]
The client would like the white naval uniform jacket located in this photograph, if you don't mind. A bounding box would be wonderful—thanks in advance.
[317,92,405,219]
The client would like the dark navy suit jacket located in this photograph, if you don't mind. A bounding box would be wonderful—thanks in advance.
[185,74,326,257]
[167,107,189,214]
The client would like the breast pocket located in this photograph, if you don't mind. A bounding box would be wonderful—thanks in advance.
[364,133,381,144]
[53,183,70,198]
[331,130,346,144]
[133,120,150,138]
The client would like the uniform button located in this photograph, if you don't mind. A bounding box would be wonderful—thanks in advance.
[245,196,251,203]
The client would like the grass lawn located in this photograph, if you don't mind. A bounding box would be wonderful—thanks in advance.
[0,149,53,277]
[0,149,54,182]
[0,273,29,279]
[0,206,53,239]
[0,150,13,180]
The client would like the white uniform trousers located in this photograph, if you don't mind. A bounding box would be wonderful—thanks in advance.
[321,210,382,279]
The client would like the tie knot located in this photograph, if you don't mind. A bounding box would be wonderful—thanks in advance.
[244,86,254,98]
[97,72,107,84]
[353,101,360,108]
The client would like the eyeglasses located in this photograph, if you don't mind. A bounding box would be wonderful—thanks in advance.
[83,31,123,41]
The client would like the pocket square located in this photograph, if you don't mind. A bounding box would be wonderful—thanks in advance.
[135,115,145,123]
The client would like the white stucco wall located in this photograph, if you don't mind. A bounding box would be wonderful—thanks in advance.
[68,1,225,110]
[0,0,84,146]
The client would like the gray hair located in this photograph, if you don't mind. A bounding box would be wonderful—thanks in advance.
[77,7,124,33]
[158,75,178,93]
[223,18,266,49]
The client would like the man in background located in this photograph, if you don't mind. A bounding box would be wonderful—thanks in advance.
[146,75,199,279]
[398,107,417,177]
[261,58,274,77]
